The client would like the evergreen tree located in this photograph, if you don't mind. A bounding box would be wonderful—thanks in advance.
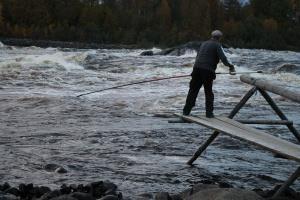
[223,0,241,20]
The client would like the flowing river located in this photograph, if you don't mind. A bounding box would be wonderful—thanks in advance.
[0,42,300,198]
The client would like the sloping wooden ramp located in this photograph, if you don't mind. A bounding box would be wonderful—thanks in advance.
[175,113,300,162]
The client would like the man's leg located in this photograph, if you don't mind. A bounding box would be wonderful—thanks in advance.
[183,76,203,115]
[203,79,214,118]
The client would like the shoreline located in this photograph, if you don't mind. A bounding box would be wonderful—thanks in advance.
[0,38,140,50]
[1,37,299,52]
[1,180,299,200]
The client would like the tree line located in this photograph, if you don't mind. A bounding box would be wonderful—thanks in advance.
[0,0,299,50]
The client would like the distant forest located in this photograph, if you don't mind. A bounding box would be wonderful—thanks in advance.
[0,0,300,50]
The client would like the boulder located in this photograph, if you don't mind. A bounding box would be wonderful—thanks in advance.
[154,192,172,200]
[39,190,62,200]
[273,64,300,75]
[140,41,202,56]
[140,51,154,56]
[4,188,19,197]
[185,188,264,200]
[99,195,118,200]
[55,167,68,174]
[70,192,96,200]
[51,195,77,200]
[180,184,219,199]
[0,192,18,200]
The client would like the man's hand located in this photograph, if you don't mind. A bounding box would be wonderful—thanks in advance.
[229,65,236,75]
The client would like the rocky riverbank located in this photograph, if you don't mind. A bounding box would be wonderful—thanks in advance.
[0,38,138,49]
[1,181,299,200]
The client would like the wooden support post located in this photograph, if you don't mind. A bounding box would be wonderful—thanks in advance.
[237,119,293,125]
[187,87,258,165]
[259,89,300,142]
[228,87,258,119]
[187,131,219,165]
[273,167,300,198]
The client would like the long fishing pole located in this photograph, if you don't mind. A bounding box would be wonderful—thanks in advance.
[76,70,263,97]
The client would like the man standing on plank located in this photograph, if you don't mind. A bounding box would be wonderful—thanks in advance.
[183,30,236,118]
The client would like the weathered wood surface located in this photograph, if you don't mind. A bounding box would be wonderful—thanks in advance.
[175,114,300,162]
[240,75,300,103]
[236,119,293,125]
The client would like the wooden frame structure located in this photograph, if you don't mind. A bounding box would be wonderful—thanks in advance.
[178,75,300,198]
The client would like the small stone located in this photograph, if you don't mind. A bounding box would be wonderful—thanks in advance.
[55,167,68,174]
[99,195,118,200]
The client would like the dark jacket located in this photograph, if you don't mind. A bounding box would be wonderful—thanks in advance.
[193,38,232,73]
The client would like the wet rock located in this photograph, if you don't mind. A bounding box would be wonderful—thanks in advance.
[1,183,11,191]
[35,186,51,198]
[0,191,18,200]
[170,194,183,200]
[60,184,71,195]
[18,183,35,199]
[273,64,300,75]
[70,192,96,200]
[154,192,172,200]
[39,190,62,200]
[136,193,153,200]
[218,182,233,188]
[252,188,268,198]
[185,188,264,200]
[44,164,61,172]
[102,181,117,196]
[98,195,118,200]
[88,182,104,198]
[51,194,77,200]
[55,167,68,174]
[140,51,154,56]
[4,187,19,196]
[180,184,219,199]
[44,164,67,173]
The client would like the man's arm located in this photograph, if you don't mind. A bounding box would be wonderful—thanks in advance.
[216,45,235,74]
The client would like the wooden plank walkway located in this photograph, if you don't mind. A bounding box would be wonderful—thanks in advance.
[175,114,300,163]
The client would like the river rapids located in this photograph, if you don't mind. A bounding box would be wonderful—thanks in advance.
[0,42,299,198]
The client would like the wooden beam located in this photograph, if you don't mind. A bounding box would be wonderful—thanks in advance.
[237,119,293,125]
[178,114,300,163]
[240,75,300,103]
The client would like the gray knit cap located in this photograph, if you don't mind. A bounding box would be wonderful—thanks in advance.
[211,30,223,38]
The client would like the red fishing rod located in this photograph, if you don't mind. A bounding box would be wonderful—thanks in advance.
[76,70,263,97]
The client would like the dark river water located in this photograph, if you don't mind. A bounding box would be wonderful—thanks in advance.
[0,42,299,198]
